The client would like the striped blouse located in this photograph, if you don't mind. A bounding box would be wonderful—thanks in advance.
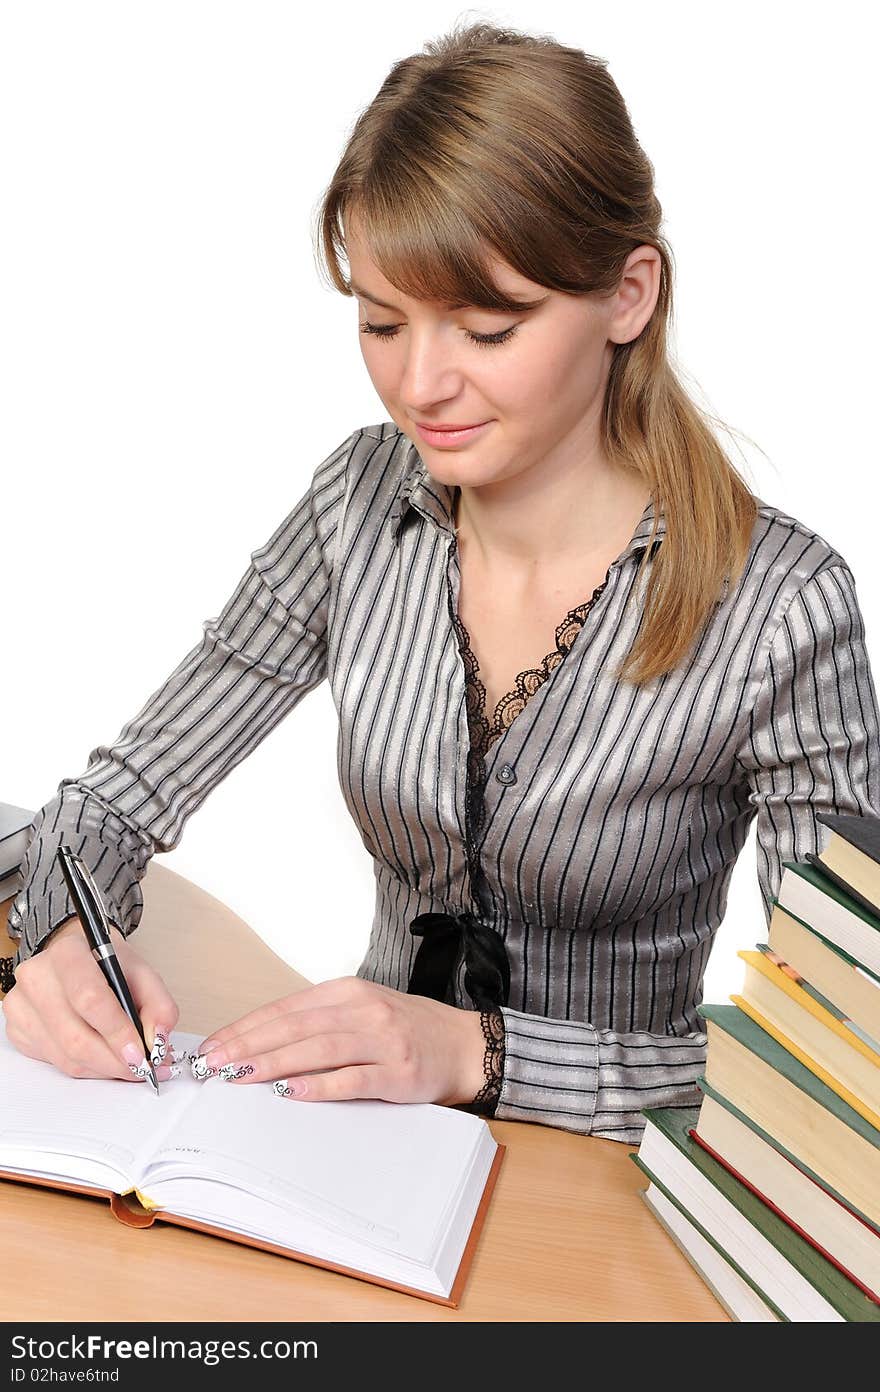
[7,422,880,1142]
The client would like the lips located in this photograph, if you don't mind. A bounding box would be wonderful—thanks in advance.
[415,420,492,447]
[417,422,486,431]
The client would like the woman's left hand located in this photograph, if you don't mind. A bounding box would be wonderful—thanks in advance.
[191,976,487,1106]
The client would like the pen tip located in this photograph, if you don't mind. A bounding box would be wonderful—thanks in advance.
[148,1067,160,1096]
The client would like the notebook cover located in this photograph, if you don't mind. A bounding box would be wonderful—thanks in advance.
[689,1127,880,1304]
[0,1142,506,1309]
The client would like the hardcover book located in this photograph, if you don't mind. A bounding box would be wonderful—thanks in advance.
[633,1107,880,1322]
[805,810,880,923]
[733,949,880,1125]
[697,1004,880,1228]
[694,1086,880,1301]
[0,1013,503,1306]
[776,860,880,980]
[766,907,880,1044]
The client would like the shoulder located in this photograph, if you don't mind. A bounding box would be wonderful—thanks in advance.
[745,496,856,624]
[740,496,863,654]
[358,419,400,443]
[342,420,418,513]
[306,421,414,513]
[749,496,852,582]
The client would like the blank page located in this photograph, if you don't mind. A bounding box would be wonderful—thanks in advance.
[145,1074,489,1262]
[0,1014,201,1183]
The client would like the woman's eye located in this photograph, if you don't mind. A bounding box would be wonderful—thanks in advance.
[359,322,518,348]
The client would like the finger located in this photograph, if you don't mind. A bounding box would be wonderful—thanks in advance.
[121,950,180,1050]
[197,976,377,1054]
[273,1064,388,1102]
[198,1031,375,1086]
[198,1001,371,1070]
[4,986,177,1082]
[13,964,141,1080]
[1,986,72,1074]
[68,935,176,1073]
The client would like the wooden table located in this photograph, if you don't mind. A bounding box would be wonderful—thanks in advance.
[1,865,727,1321]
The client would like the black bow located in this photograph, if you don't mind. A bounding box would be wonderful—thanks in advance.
[407,910,510,1010]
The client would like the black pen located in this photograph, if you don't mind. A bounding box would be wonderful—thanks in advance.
[56,844,160,1095]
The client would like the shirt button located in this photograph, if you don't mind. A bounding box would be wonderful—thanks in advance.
[496,764,517,785]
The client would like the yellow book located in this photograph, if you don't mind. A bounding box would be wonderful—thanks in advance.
[740,949,880,1066]
[732,954,880,1132]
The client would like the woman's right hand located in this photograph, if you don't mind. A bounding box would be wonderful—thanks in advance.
[1,917,180,1082]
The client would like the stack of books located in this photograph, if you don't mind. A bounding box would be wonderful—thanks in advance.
[633,810,880,1322]
[0,801,35,904]
[1,802,36,995]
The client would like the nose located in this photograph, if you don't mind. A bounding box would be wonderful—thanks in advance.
[396,325,463,413]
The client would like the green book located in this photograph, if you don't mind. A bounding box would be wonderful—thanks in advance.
[696,1076,880,1237]
[632,1107,880,1322]
[779,858,880,978]
[697,1003,880,1148]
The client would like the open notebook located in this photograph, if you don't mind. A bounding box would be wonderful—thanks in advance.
[0,1014,504,1305]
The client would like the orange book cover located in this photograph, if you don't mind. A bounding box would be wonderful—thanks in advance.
[0,1141,506,1308]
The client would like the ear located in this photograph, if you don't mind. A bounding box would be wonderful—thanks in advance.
[608,245,661,345]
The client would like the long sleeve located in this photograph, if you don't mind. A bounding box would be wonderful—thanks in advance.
[7,429,357,970]
[735,561,880,927]
[491,1010,707,1144]
[491,561,880,1144]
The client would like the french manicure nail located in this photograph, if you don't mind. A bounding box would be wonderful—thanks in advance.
[218,1062,255,1082]
[273,1078,306,1098]
[156,1062,181,1081]
[122,1041,151,1080]
[191,1053,218,1081]
[150,1027,171,1067]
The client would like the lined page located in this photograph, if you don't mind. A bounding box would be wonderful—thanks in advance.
[145,1077,488,1261]
[0,1014,201,1183]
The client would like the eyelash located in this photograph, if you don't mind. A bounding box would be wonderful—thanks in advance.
[359,322,518,349]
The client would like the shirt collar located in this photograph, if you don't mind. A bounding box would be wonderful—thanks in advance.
[389,435,667,562]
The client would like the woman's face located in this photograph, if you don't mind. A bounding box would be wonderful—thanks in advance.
[345,216,659,492]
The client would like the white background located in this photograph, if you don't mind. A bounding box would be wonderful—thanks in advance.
[2,2,877,1006]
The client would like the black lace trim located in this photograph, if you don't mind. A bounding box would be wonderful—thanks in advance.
[451,572,612,763]
[0,954,15,994]
[460,1007,506,1116]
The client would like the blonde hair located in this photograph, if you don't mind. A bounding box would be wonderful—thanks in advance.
[314,19,758,685]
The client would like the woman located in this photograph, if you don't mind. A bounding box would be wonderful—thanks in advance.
[4,21,879,1143]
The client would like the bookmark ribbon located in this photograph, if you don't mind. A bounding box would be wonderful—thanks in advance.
[407,910,510,1010]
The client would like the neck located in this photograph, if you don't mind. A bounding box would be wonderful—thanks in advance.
[452,446,650,578]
